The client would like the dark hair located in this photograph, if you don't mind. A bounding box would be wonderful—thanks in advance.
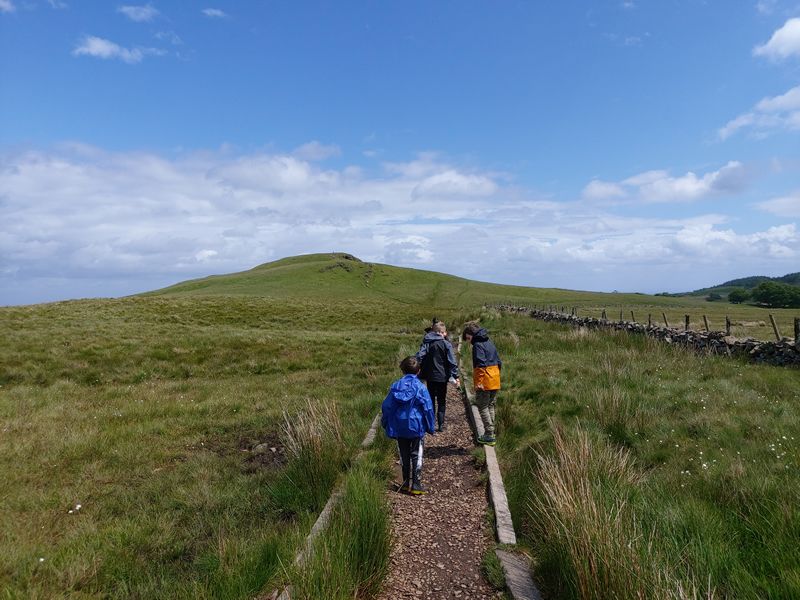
[462,322,480,340]
[399,356,421,374]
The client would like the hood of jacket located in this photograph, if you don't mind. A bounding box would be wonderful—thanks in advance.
[473,327,490,342]
[422,331,444,344]
[388,374,422,404]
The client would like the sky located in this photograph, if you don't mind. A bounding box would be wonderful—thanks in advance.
[1,1,799,306]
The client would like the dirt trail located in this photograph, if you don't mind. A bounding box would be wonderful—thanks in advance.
[377,384,501,599]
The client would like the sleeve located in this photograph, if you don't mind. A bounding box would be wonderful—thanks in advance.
[419,386,435,434]
[415,339,428,362]
[380,394,391,431]
[446,341,459,380]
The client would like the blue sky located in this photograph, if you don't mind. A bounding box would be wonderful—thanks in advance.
[1,1,799,305]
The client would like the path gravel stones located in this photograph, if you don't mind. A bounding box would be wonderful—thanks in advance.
[377,384,502,599]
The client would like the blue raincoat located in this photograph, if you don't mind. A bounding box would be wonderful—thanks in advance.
[381,374,435,439]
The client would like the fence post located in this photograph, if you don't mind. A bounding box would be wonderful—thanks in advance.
[769,314,782,341]
[662,312,670,328]
[630,310,636,323]
[619,309,624,322]
[685,315,690,331]
[648,313,652,327]
[602,309,607,321]
[726,316,731,336]
[795,317,800,345]
[703,315,710,332]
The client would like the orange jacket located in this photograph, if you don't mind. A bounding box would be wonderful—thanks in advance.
[473,365,501,391]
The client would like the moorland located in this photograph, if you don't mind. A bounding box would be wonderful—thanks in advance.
[1,252,798,598]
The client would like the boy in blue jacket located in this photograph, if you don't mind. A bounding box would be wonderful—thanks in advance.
[381,356,436,495]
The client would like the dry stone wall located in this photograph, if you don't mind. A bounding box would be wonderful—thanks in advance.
[493,305,800,368]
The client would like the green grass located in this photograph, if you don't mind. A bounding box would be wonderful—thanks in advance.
[2,252,798,597]
[288,440,393,599]
[467,309,800,599]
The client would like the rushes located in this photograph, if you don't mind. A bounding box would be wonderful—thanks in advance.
[290,453,391,599]
[281,398,344,465]
[527,421,709,600]
[274,399,348,514]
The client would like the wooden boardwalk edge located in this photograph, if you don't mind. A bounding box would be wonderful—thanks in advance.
[458,339,542,600]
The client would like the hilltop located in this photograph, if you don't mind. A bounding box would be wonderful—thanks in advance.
[144,252,676,308]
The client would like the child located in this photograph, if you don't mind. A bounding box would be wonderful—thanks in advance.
[381,356,436,495]
[416,321,460,431]
[462,323,502,446]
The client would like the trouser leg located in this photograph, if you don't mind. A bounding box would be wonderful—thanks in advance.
[397,438,412,486]
[410,437,424,482]
[426,381,448,428]
[476,389,497,437]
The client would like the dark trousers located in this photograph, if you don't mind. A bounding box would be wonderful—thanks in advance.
[397,437,424,484]
[426,380,448,427]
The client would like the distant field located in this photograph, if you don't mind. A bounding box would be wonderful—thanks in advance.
[1,253,798,597]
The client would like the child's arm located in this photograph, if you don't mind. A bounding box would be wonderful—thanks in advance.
[419,386,436,434]
[445,341,459,382]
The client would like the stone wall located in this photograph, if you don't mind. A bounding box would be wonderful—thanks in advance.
[493,305,800,368]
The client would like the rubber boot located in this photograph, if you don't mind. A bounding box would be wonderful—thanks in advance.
[399,464,411,494]
[410,467,427,495]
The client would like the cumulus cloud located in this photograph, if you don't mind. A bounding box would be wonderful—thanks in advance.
[72,35,164,64]
[0,145,795,305]
[582,180,627,200]
[118,4,159,22]
[0,0,15,13]
[758,191,800,217]
[753,17,800,60]
[719,84,800,139]
[202,8,227,18]
[292,141,341,161]
[584,162,747,203]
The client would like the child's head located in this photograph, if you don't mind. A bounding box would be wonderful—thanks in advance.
[432,322,446,335]
[400,356,421,375]
[462,322,480,342]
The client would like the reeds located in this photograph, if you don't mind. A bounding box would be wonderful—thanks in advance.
[527,421,710,600]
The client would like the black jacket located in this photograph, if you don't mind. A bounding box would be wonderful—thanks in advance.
[471,328,502,368]
[416,332,459,383]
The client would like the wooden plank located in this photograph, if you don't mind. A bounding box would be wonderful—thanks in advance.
[495,550,542,600]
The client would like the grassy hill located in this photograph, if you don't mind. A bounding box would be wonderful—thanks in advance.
[672,271,800,298]
[2,252,799,598]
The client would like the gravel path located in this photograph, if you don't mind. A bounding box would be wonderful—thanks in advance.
[377,384,502,599]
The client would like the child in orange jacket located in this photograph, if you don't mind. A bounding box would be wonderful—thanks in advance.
[462,323,502,446]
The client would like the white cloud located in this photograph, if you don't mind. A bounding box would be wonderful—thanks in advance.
[719,84,800,139]
[293,141,341,161]
[758,192,800,217]
[72,36,164,64]
[48,0,68,8]
[0,145,795,305]
[753,17,800,60]
[586,162,747,203]
[0,0,15,13]
[202,8,227,18]
[412,170,497,198]
[582,179,627,200]
[118,4,159,22]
